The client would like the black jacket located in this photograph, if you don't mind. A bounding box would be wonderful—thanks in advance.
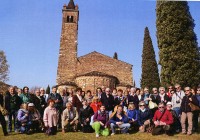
[79,106,94,125]
[5,93,22,111]
[181,94,199,113]
[101,93,115,111]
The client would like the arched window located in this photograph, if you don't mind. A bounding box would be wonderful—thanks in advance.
[67,16,74,22]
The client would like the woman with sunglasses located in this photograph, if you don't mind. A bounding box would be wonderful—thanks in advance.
[180,87,199,135]
[137,101,152,132]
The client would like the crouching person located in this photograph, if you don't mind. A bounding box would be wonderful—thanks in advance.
[152,102,173,135]
[79,99,94,133]
[92,105,110,138]
[62,102,79,132]
[28,103,43,132]
[138,101,152,132]
[17,103,31,134]
[110,105,130,135]
[43,99,58,135]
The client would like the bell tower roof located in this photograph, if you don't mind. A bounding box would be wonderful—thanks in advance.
[67,0,75,9]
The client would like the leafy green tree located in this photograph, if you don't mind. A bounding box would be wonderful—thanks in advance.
[156,1,200,87]
[0,50,9,82]
[46,85,50,94]
[141,27,160,90]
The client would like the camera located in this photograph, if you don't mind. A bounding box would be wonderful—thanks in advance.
[176,100,180,104]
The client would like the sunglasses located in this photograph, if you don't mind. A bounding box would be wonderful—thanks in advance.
[139,105,145,106]
[159,106,164,108]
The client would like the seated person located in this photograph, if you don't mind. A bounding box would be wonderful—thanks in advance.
[92,105,110,138]
[152,102,173,135]
[109,105,130,135]
[166,102,181,133]
[28,103,43,132]
[79,99,94,133]
[62,102,79,132]
[17,103,31,134]
[137,101,152,132]
[127,103,138,128]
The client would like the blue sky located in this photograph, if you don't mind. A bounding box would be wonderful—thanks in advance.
[0,0,200,89]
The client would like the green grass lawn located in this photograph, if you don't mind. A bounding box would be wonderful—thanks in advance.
[0,129,200,140]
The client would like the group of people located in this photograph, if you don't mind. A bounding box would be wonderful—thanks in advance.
[0,84,200,138]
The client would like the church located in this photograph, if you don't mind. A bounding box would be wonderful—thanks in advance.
[56,0,134,92]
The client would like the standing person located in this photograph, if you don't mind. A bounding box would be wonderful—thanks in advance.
[59,87,68,111]
[79,99,94,133]
[5,86,22,133]
[40,88,48,103]
[90,96,102,113]
[67,89,74,103]
[158,87,170,104]
[166,86,173,101]
[47,86,63,129]
[92,105,110,138]
[180,87,199,135]
[43,99,58,135]
[143,87,151,105]
[96,87,103,99]
[172,84,185,117]
[19,86,33,103]
[17,88,22,97]
[112,88,117,99]
[72,87,83,112]
[138,89,144,101]
[149,87,159,115]
[34,89,46,118]
[114,89,127,107]
[152,102,173,135]
[101,88,115,116]
[127,87,139,109]
[85,90,93,105]
[109,105,130,135]
[193,86,200,132]
[0,92,8,136]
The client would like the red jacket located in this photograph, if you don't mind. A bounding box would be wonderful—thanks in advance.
[90,102,102,113]
[153,109,173,125]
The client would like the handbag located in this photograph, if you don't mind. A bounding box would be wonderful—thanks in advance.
[148,101,158,109]
[189,102,200,111]
[0,105,8,116]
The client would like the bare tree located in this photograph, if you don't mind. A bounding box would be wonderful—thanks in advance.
[0,50,9,82]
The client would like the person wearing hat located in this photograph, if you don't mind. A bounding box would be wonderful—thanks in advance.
[166,102,181,133]
[28,103,42,132]
[137,101,152,132]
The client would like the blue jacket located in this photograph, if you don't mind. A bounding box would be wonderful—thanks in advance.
[109,113,129,124]
[196,94,200,107]
[127,109,138,121]
[138,108,152,126]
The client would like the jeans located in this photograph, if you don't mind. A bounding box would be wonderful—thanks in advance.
[173,107,181,117]
[20,121,32,133]
[110,123,130,134]
[8,110,18,132]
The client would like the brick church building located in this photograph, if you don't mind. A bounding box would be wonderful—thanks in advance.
[57,0,134,92]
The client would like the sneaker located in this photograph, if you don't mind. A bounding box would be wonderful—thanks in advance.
[111,133,115,136]
[96,134,99,138]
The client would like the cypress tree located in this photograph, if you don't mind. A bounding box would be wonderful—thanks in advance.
[141,27,160,90]
[156,1,200,87]
[46,85,50,94]
[113,52,118,59]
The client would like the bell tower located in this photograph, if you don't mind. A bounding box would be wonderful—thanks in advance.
[57,0,79,85]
